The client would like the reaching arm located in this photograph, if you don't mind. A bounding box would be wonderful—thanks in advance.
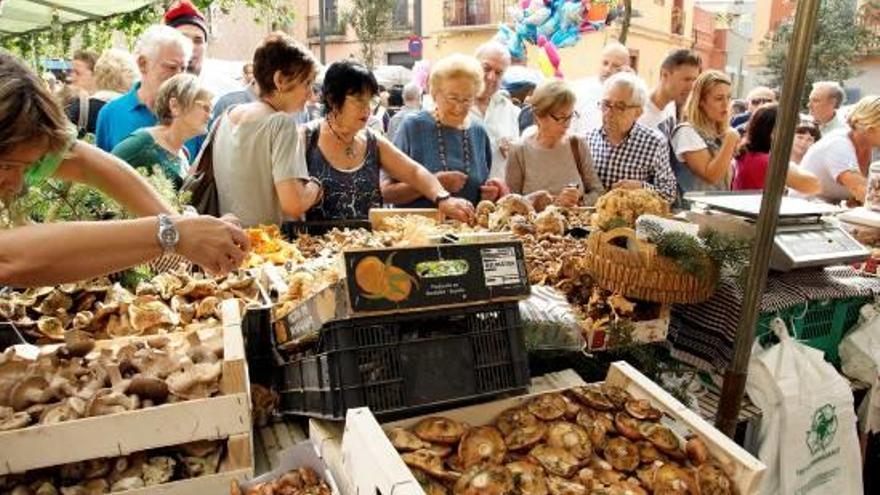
[838,170,867,203]
[53,141,174,216]
[680,130,739,185]
[276,178,322,219]
[0,215,248,287]
[377,136,446,203]
[785,163,821,195]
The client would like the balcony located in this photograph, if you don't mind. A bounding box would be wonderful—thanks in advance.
[391,0,414,33]
[307,9,345,38]
[443,0,519,28]
[671,6,687,36]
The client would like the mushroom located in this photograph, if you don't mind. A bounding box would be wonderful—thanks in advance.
[195,296,221,320]
[70,312,94,332]
[128,297,177,334]
[33,481,58,495]
[64,330,95,358]
[39,400,81,425]
[534,207,566,237]
[10,376,53,411]
[86,389,139,417]
[126,376,169,403]
[105,314,137,338]
[36,316,65,341]
[0,361,30,407]
[170,296,196,325]
[142,456,176,486]
[109,477,144,492]
[175,279,218,300]
[0,406,31,430]
[35,290,72,315]
[167,357,221,400]
[476,200,497,228]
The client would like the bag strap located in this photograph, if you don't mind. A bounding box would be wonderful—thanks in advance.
[190,110,227,176]
[569,136,587,182]
[77,93,89,130]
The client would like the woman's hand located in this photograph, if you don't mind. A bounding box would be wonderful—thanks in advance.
[438,197,476,224]
[723,128,741,147]
[175,215,250,276]
[436,171,468,193]
[555,186,581,207]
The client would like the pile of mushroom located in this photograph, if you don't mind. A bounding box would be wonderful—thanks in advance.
[0,440,224,494]
[0,326,224,432]
[0,269,261,343]
[232,467,332,495]
[387,385,735,495]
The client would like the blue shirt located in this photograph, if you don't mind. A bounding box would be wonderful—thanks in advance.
[95,82,156,152]
[392,111,491,207]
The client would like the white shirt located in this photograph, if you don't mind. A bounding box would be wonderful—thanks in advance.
[638,97,676,137]
[470,91,521,180]
[820,111,849,137]
[570,76,604,135]
[791,130,859,203]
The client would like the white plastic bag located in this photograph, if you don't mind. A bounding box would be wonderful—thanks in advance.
[840,303,880,433]
[746,318,863,495]
[518,285,584,351]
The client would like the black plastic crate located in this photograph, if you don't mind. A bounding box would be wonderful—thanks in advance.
[277,302,530,420]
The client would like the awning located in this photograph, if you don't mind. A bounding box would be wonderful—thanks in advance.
[0,0,158,36]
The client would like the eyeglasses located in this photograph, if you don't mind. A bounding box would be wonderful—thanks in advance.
[598,100,641,112]
[193,100,212,113]
[346,95,380,110]
[548,111,579,125]
[442,94,475,108]
[750,98,773,106]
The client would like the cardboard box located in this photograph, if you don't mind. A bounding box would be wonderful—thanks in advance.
[341,362,766,495]
[342,241,530,316]
[236,440,340,495]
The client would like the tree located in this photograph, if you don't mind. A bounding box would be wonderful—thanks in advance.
[761,0,880,105]
[344,0,397,69]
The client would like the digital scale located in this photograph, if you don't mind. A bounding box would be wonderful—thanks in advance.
[683,192,869,272]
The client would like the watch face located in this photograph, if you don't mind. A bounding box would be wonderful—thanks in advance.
[160,228,179,246]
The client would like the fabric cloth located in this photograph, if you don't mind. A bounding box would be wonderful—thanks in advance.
[730,111,750,130]
[392,110,491,208]
[820,111,849,137]
[95,82,157,152]
[570,76,603,135]
[506,132,604,205]
[732,151,770,191]
[790,130,859,203]
[671,123,730,196]
[669,266,880,373]
[586,123,677,203]
[638,97,676,139]
[212,87,257,122]
[111,129,189,190]
[212,111,309,227]
[518,105,535,134]
[387,106,420,142]
[470,91,521,180]
[303,121,382,221]
[66,90,118,138]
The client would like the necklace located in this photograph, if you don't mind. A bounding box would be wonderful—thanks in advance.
[326,118,357,159]
[433,111,472,174]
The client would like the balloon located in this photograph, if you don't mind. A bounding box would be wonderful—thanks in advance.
[494,24,527,61]
[536,35,563,78]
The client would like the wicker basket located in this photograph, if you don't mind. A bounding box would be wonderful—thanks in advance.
[586,227,717,304]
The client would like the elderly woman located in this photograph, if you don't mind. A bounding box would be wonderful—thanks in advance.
[383,54,503,207]
[112,74,211,190]
[792,95,880,204]
[212,32,320,227]
[671,70,740,196]
[300,60,474,222]
[0,51,247,286]
[732,103,820,194]
[506,80,604,207]
[66,49,138,137]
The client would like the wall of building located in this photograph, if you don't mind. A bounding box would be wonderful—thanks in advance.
[205,4,305,62]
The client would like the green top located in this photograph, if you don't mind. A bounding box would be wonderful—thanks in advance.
[111,129,189,189]
[25,127,78,186]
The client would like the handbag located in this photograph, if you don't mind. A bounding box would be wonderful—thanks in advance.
[181,112,224,216]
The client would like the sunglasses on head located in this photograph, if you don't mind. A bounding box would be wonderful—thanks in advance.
[751,98,772,106]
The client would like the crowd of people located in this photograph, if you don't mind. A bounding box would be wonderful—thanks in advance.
[3,0,880,286]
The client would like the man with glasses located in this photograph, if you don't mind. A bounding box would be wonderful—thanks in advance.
[808,81,849,137]
[730,86,776,134]
[571,42,632,135]
[95,25,192,152]
[471,41,521,180]
[587,72,677,202]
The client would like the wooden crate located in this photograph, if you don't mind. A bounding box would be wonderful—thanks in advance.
[342,362,766,495]
[0,300,251,475]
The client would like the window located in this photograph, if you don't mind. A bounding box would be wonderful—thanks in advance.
[387,52,416,69]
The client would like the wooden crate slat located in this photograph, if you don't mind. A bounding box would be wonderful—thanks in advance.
[118,468,252,495]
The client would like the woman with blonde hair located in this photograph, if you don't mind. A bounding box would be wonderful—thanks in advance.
[66,49,138,137]
[793,95,880,204]
[112,73,213,190]
[671,70,739,197]
[383,54,504,207]
[506,80,604,206]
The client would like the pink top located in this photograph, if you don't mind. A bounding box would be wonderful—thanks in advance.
[733,151,770,191]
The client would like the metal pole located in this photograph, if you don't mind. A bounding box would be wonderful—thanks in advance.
[715,0,822,437]
[414,0,422,43]
[318,0,326,65]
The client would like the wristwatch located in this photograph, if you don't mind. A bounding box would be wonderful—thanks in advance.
[157,214,180,253]
[433,191,451,205]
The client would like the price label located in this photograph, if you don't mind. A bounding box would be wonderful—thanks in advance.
[481,247,521,287]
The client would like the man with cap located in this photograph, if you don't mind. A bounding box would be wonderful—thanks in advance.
[164,1,208,76]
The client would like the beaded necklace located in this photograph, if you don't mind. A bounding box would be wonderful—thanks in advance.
[433,110,472,174]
